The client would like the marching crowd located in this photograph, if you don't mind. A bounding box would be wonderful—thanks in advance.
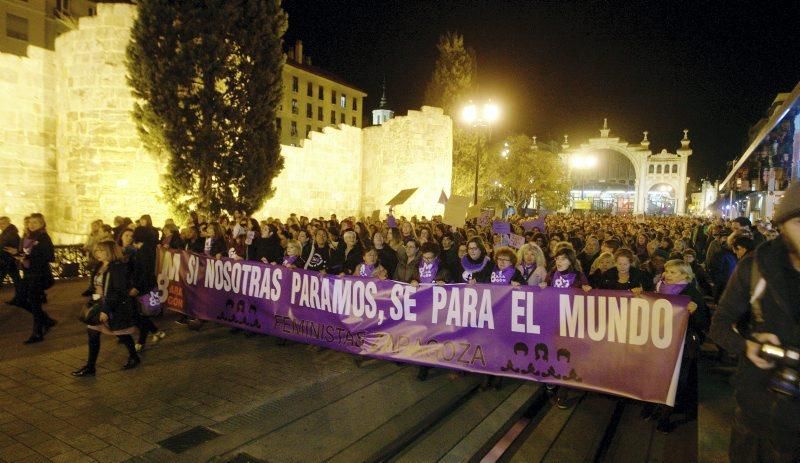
[0,182,798,450]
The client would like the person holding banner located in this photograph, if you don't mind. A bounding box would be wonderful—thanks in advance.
[459,238,493,283]
[393,239,420,283]
[331,230,363,275]
[257,224,284,265]
[485,247,524,286]
[281,240,305,269]
[202,222,227,259]
[600,248,649,293]
[645,259,708,433]
[304,229,332,274]
[410,242,451,286]
[72,241,140,376]
[371,231,397,277]
[517,243,548,287]
[577,237,601,277]
[588,252,614,288]
[354,246,389,280]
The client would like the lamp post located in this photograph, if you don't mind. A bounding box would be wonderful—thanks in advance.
[569,153,598,208]
[461,100,500,206]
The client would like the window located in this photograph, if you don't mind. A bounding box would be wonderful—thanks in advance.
[318,85,324,100]
[6,14,28,41]
[276,118,282,131]
[352,116,357,126]
[353,97,358,110]
[292,76,298,92]
[340,94,347,108]
[672,164,678,173]
[290,121,298,137]
[306,103,312,118]
[306,125,311,137]
[331,90,336,104]
[291,99,298,114]
[648,164,654,174]
[330,110,336,124]
[307,82,313,97]
[656,164,662,174]
[340,113,345,124]
[317,106,323,121]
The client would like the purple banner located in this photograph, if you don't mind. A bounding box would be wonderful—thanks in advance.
[157,248,689,405]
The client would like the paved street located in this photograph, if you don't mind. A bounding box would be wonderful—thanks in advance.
[0,280,732,463]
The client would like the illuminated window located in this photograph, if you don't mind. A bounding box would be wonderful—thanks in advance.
[290,121,297,137]
[6,14,28,41]
[306,103,312,118]
[318,85,324,100]
[352,97,358,110]
[317,106,323,121]
[340,95,346,108]
[292,76,298,92]
[291,99,298,114]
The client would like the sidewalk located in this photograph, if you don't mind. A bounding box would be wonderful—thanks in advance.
[0,281,367,463]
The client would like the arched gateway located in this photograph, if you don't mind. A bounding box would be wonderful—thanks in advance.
[560,120,692,215]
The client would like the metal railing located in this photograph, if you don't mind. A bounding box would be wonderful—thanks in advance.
[1,245,91,285]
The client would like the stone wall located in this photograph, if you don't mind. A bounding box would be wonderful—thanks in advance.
[52,3,167,243]
[0,46,57,226]
[0,3,452,243]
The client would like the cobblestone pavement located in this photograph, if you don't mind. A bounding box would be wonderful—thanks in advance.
[0,281,370,463]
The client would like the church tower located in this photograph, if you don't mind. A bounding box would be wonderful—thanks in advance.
[371,78,394,125]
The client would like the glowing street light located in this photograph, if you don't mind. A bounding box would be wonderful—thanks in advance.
[461,99,501,205]
[569,152,598,201]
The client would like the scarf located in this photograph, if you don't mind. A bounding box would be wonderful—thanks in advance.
[490,265,516,285]
[358,263,375,277]
[520,263,537,280]
[552,270,577,288]
[418,258,440,284]
[461,255,490,281]
[656,280,688,295]
[282,255,298,267]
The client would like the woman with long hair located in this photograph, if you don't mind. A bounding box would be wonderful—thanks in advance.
[4,213,57,344]
[72,241,140,376]
[516,243,548,287]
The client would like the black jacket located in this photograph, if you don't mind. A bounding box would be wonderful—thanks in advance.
[186,237,205,254]
[21,230,54,290]
[99,261,136,331]
[600,267,651,292]
[0,224,20,250]
[376,246,398,277]
[710,238,800,445]
[256,235,283,264]
[331,244,363,275]
[303,242,332,272]
[456,256,494,283]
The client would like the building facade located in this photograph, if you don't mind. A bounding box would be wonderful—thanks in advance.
[277,40,367,146]
[561,120,692,215]
[1,0,96,55]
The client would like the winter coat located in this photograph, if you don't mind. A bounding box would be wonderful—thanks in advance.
[99,261,136,331]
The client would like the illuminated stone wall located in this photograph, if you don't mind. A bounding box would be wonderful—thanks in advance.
[0,46,57,226]
[0,3,452,243]
[52,3,167,243]
[361,106,452,218]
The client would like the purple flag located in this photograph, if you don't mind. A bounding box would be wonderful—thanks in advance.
[158,248,691,406]
[387,215,397,228]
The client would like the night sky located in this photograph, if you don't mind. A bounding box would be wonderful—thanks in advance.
[282,0,800,181]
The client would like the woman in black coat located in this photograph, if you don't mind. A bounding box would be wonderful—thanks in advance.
[457,237,493,283]
[72,240,140,377]
[119,229,164,352]
[4,213,57,344]
[600,248,651,292]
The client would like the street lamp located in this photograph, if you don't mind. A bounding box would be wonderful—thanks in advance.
[461,100,501,206]
[569,153,598,201]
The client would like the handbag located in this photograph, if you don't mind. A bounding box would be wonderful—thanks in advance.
[138,289,162,317]
[78,301,103,325]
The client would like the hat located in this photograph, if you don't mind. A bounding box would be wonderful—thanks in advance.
[774,182,800,224]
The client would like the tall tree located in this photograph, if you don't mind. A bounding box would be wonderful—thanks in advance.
[486,135,571,212]
[424,32,483,199]
[127,0,287,217]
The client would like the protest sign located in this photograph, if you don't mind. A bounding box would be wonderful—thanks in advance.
[443,195,471,227]
[386,188,418,206]
[492,220,511,234]
[158,248,690,405]
[508,233,525,249]
[477,210,493,227]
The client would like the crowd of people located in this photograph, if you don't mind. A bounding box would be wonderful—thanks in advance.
[0,183,797,453]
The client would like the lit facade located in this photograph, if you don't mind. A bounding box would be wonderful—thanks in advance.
[561,120,692,215]
[1,0,96,55]
[278,41,367,146]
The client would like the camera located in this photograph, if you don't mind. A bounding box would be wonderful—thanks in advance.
[758,343,800,398]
